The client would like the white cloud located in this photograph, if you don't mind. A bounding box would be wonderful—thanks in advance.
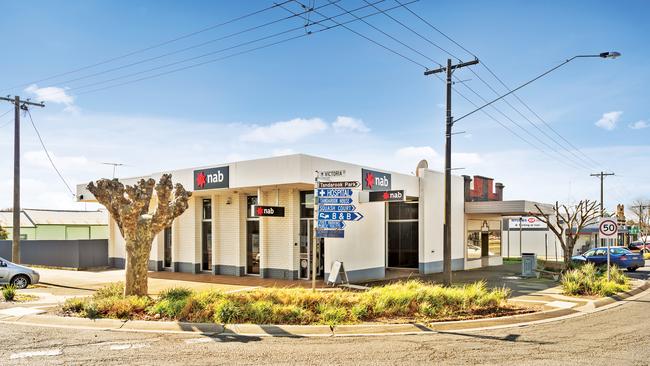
[272,148,295,156]
[240,117,327,143]
[24,150,90,170]
[25,84,79,113]
[595,111,622,130]
[629,120,649,130]
[395,146,439,160]
[332,116,369,133]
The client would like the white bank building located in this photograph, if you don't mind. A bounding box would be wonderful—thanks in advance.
[77,154,553,282]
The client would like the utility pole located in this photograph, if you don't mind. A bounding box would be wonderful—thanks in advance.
[590,172,615,216]
[0,96,45,264]
[425,58,478,286]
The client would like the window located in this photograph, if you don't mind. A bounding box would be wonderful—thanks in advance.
[300,191,314,218]
[594,249,607,256]
[611,248,631,255]
[201,199,212,271]
[466,219,501,260]
[202,199,212,220]
[583,250,595,257]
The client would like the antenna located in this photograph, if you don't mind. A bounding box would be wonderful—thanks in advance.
[101,162,125,179]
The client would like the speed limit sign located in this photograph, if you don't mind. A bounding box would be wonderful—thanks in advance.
[599,218,618,239]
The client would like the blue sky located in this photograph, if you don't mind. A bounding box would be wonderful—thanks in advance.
[0,0,648,212]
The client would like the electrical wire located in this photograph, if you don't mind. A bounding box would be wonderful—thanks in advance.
[1,1,294,93]
[395,0,603,169]
[364,0,595,170]
[24,108,76,197]
[31,0,405,100]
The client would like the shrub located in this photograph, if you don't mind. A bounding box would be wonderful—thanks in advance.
[96,296,151,319]
[644,253,650,261]
[159,287,192,301]
[318,306,347,326]
[147,297,188,319]
[213,299,242,324]
[3,285,17,301]
[62,297,87,313]
[561,262,631,297]
[94,282,124,299]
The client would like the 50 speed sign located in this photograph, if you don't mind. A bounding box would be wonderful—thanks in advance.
[599,218,618,239]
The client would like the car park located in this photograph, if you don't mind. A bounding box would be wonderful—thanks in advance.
[572,247,645,272]
[0,257,40,289]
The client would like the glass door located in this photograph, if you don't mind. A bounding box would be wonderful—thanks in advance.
[246,196,260,275]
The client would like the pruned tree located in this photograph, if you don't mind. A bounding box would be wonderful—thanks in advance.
[87,174,191,296]
[530,200,600,266]
[0,225,7,240]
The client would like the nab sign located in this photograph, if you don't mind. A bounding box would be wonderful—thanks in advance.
[194,166,229,190]
[251,205,285,218]
[368,190,404,202]
[362,168,391,191]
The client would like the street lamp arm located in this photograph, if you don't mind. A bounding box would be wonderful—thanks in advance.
[453,52,619,124]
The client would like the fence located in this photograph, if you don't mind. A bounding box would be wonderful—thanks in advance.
[0,239,108,269]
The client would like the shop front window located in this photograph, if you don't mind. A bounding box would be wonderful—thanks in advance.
[466,219,502,260]
[387,201,419,268]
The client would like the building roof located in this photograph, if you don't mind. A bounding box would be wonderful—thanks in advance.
[465,200,554,216]
[0,209,108,227]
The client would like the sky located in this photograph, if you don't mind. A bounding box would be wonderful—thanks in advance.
[0,0,648,215]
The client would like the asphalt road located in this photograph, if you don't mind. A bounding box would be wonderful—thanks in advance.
[1,285,649,366]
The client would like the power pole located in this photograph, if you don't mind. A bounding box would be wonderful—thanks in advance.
[0,96,45,264]
[590,172,615,216]
[425,58,478,286]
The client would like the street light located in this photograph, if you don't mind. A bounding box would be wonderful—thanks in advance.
[454,51,621,123]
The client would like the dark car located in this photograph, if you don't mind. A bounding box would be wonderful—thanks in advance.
[572,247,645,272]
[628,241,649,254]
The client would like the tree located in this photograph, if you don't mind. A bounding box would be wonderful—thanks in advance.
[630,198,650,240]
[530,200,600,266]
[0,225,7,240]
[87,174,191,296]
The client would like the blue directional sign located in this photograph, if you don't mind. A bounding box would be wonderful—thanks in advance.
[317,220,346,229]
[317,188,353,198]
[316,229,345,238]
[318,212,364,221]
[318,205,357,212]
[317,197,353,205]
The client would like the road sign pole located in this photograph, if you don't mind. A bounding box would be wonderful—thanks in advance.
[607,237,611,281]
[312,171,318,291]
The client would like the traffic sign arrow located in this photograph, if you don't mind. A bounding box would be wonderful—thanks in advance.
[317,188,353,198]
[318,211,364,221]
[318,205,357,212]
[317,220,346,229]
[317,197,353,205]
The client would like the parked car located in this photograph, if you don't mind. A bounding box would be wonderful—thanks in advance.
[628,241,650,254]
[0,257,40,289]
[572,247,645,272]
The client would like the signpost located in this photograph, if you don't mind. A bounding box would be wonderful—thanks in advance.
[312,175,363,290]
[599,218,619,280]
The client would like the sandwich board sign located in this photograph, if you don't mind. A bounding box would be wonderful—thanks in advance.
[326,261,349,285]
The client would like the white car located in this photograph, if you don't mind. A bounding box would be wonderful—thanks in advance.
[0,257,40,289]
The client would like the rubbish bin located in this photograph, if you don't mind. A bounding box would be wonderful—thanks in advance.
[521,253,537,277]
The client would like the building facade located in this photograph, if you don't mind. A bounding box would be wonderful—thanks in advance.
[0,209,108,241]
[77,154,552,282]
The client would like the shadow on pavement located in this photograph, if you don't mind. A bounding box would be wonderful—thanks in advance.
[208,334,263,343]
[438,331,555,345]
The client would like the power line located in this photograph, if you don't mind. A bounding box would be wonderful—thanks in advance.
[1,1,294,93]
[395,0,603,169]
[30,0,406,100]
[359,0,593,171]
[24,0,345,91]
[24,108,75,197]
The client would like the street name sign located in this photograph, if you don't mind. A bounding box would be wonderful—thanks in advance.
[317,220,346,229]
[318,212,364,221]
[316,229,345,238]
[599,218,618,239]
[318,181,360,189]
[317,197,353,205]
[318,205,357,212]
[317,188,353,197]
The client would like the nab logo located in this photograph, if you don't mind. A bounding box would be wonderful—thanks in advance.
[362,168,391,191]
[193,167,229,190]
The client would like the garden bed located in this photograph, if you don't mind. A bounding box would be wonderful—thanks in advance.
[561,263,631,297]
[61,280,534,326]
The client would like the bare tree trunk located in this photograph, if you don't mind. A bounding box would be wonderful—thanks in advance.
[564,237,575,267]
[124,226,153,297]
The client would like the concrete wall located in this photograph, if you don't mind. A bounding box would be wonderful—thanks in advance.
[0,240,108,269]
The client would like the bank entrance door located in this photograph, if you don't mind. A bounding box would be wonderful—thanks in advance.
[246,196,260,275]
[163,227,172,269]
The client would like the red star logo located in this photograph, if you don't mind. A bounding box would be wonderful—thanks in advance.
[196,172,207,188]
[365,172,375,189]
[256,207,264,216]
[383,191,390,200]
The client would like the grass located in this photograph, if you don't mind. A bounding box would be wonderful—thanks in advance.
[2,285,16,301]
[644,253,650,261]
[61,280,527,326]
[561,262,631,297]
